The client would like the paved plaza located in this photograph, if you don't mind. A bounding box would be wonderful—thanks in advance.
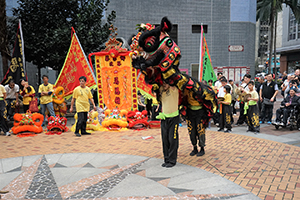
[0,117,300,200]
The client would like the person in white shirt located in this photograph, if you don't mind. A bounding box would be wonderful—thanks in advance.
[4,80,19,121]
[214,72,223,91]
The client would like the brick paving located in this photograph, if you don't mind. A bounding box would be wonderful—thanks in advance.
[1,127,300,200]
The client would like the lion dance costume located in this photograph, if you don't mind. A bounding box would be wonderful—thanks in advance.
[130,17,218,157]
[130,17,217,127]
[51,86,67,116]
[12,111,44,137]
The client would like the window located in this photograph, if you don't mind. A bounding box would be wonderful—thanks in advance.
[192,25,208,34]
[169,24,178,44]
[289,10,297,40]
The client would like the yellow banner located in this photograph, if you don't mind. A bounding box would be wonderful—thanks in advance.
[95,53,137,111]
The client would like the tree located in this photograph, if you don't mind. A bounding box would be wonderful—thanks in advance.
[256,0,300,78]
[0,0,11,75]
[10,0,115,83]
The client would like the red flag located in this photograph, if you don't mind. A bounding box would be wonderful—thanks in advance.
[55,28,96,97]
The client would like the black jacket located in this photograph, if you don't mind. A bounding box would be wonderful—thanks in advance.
[281,95,300,108]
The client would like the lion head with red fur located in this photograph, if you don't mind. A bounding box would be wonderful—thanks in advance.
[127,110,149,129]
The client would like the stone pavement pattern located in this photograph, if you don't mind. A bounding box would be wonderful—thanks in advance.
[0,127,300,199]
[0,153,258,199]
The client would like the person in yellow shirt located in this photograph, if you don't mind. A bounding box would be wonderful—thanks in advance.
[244,81,260,134]
[39,75,55,126]
[70,76,96,137]
[0,84,10,136]
[218,85,232,133]
[20,79,36,113]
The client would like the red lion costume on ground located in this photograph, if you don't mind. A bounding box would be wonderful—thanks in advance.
[12,111,44,135]
[130,17,217,127]
[127,110,149,129]
[46,116,68,135]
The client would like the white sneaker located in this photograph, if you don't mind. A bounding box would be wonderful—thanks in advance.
[5,132,11,136]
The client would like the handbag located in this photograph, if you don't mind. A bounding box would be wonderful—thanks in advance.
[29,97,39,113]
[263,98,274,105]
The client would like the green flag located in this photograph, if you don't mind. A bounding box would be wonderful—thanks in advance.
[200,32,217,83]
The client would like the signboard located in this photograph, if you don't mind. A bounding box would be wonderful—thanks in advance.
[228,45,244,52]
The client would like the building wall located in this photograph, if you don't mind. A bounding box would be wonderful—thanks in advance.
[282,6,300,47]
[106,0,256,79]
[276,11,283,48]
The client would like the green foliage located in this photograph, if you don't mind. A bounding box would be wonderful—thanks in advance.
[257,0,300,23]
[10,0,116,70]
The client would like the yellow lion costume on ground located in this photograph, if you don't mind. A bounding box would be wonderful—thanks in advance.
[101,109,128,131]
[71,110,101,133]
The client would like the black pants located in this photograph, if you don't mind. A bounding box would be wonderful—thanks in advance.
[75,112,88,134]
[220,105,232,130]
[237,102,246,124]
[212,111,220,124]
[0,100,9,133]
[186,108,206,147]
[6,98,16,119]
[276,107,291,124]
[138,105,145,112]
[260,103,274,122]
[231,100,237,114]
[23,105,29,113]
[161,115,179,165]
[246,105,260,132]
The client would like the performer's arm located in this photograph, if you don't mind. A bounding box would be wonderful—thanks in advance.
[3,93,6,100]
[270,84,278,102]
[70,98,75,113]
[89,98,97,111]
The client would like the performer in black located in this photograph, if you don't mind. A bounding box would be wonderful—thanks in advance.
[184,88,206,156]
[218,85,232,132]
[156,82,180,168]
[244,81,260,134]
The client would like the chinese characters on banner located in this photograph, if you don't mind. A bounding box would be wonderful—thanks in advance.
[95,53,138,111]
[1,23,26,85]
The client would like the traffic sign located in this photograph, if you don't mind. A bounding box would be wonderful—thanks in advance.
[228,45,244,52]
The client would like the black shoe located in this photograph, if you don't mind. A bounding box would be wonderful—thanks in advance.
[161,163,167,167]
[75,133,81,137]
[189,147,198,156]
[246,130,253,132]
[81,132,91,135]
[217,128,224,132]
[197,147,205,156]
[165,163,176,168]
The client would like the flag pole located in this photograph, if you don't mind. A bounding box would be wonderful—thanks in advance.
[198,23,203,81]
[19,19,26,77]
